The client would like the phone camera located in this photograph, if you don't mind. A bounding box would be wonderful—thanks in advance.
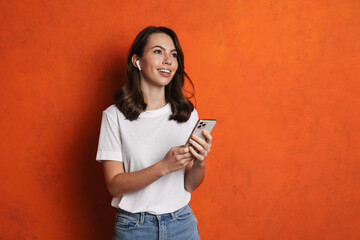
[198,122,206,129]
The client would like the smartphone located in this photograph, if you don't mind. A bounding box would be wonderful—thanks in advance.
[184,119,216,147]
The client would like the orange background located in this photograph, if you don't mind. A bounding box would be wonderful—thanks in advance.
[1,0,359,239]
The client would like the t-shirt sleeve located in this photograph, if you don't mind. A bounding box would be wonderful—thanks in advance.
[190,108,199,127]
[96,109,123,162]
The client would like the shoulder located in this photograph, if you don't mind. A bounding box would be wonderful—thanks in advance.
[102,104,126,120]
[188,108,199,124]
[191,108,198,119]
[103,104,117,114]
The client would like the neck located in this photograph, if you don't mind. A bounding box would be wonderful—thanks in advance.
[141,82,167,111]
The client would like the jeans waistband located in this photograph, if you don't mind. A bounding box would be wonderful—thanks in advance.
[115,204,190,221]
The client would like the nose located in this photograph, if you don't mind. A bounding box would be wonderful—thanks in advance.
[163,54,172,65]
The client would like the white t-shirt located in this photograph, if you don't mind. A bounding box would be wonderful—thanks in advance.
[96,103,199,214]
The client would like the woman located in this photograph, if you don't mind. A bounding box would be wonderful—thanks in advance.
[96,26,213,240]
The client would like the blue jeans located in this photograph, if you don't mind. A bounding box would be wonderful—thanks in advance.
[113,204,200,240]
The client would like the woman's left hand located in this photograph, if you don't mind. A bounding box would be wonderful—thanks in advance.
[188,130,212,167]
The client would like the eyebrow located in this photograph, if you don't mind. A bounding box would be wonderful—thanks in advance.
[151,45,177,52]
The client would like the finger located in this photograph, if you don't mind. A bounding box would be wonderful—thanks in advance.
[192,134,211,150]
[175,146,189,155]
[180,147,190,155]
[190,136,210,153]
[184,155,194,163]
[180,155,194,166]
[181,152,193,159]
[176,151,193,160]
[191,134,207,146]
[189,146,205,161]
[189,144,207,161]
[202,130,213,145]
[189,138,207,155]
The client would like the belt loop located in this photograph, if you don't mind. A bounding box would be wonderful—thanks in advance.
[139,212,144,226]
[170,212,176,219]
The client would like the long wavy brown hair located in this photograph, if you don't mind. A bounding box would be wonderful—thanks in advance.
[114,26,195,123]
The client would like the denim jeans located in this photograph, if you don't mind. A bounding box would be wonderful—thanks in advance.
[113,204,200,240]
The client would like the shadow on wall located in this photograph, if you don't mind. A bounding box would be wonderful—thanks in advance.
[63,48,127,239]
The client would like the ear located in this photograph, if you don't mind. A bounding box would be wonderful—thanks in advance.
[131,54,140,68]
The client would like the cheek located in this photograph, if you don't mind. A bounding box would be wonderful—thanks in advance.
[172,66,178,76]
[143,57,159,68]
[173,62,179,71]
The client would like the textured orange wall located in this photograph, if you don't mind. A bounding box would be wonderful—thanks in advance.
[1,0,359,239]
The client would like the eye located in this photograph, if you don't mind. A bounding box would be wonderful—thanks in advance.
[171,52,178,58]
[154,49,162,54]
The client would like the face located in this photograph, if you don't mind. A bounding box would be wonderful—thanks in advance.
[136,33,178,88]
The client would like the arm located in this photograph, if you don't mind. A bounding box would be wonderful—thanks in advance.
[103,146,193,197]
[184,130,212,192]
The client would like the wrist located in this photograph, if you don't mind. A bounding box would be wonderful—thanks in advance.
[157,159,169,176]
[193,159,206,168]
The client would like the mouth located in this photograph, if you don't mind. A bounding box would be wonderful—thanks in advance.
[158,69,171,74]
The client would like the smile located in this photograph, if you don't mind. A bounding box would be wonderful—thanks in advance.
[158,69,171,74]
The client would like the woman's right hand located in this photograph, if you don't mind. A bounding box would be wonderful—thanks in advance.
[161,146,194,174]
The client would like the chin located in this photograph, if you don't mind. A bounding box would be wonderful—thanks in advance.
[156,77,173,86]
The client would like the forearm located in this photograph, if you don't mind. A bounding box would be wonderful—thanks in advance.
[108,161,167,197]
[184,161,205,192]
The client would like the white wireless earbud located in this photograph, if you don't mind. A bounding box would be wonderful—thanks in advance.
[136,60,142,70]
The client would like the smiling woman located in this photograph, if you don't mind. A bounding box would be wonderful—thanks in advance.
[96,26,213,240]
[114,27,195,122]
[132,33,179,94]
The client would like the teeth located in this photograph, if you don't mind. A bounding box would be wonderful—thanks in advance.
[159,69,170,74]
